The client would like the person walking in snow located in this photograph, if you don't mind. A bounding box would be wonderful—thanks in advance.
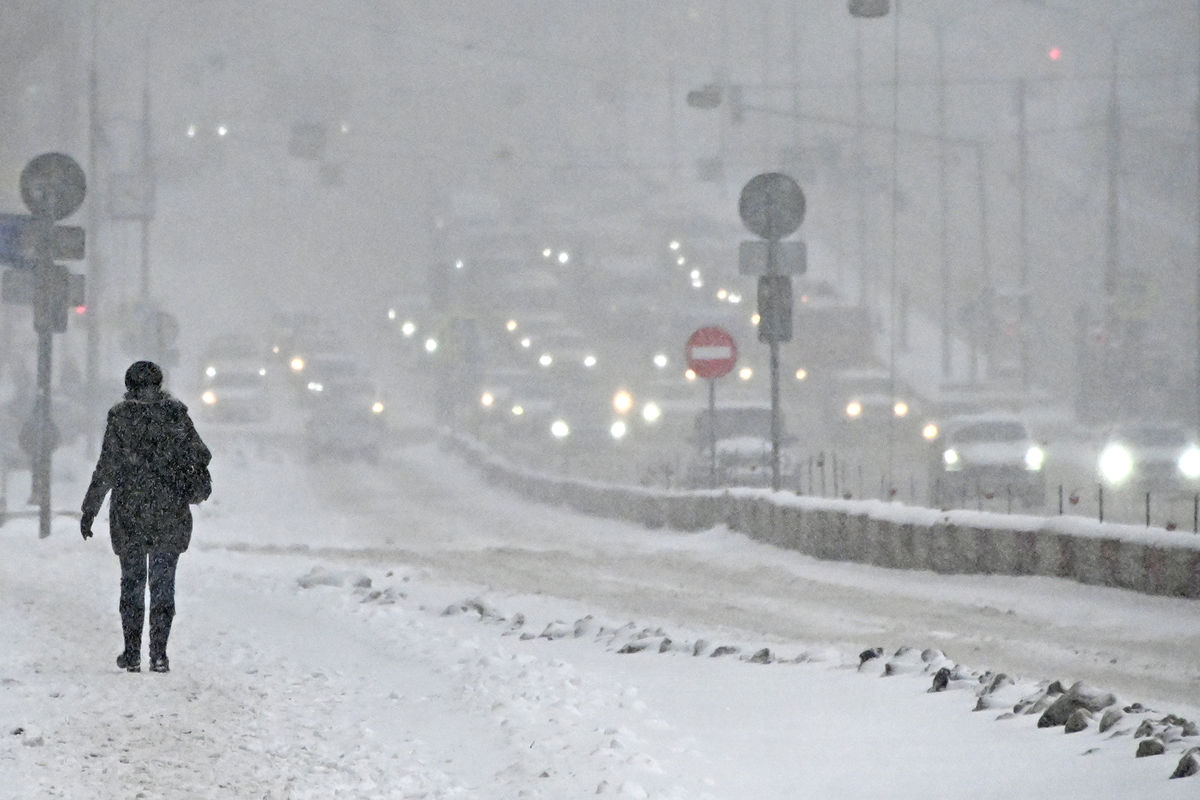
[80,361,211,674]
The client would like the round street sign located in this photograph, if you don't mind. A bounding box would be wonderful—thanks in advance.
[686,326,738,380]
[738,172,805,241]
[20,153,86,221]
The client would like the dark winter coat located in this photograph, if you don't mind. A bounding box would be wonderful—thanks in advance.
[82,387,211,556]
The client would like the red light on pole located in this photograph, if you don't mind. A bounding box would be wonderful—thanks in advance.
[1048,46,1062,61]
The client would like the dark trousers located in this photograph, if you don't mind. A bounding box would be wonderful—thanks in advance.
[118,550,179,660]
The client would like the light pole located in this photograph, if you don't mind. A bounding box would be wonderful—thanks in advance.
[849,0,899,489]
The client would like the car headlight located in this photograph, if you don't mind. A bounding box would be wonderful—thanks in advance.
[1099,443,1133,485]
[893,400,909,418]
[642,402,662,424]
[201,390,217,405]
[942,448,960,470]
[1178,446,1200,479]
[845,401,863,419]
[480,391,495,408]
[550,419,570,439]
[371,401,385,415]
[307,381,323,393]
[290,357,305,373]
[1024,445,1045,471]
[922,423,939,441]
[613,390,633,415]
[610,420,627,440]
[205,365,217,378]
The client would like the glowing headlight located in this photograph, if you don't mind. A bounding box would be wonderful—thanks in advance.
[610,420,628,440]
[1179,446,1200,479]
[583,354,597,368]
[205,365,217,378]
[845,401,863,419]
[1099,444,1132,484]
[424,337,438,353]
[401,321,417,337]
[1024,445,1045,471]
[258,367,267,377]
[794,368,808,381]
[922,423,939,441]
[613,390,633,415]
[653,353,669,369]
[738,367,753,381]
[642,402,662,424]
[480,391,495,408]
[893,401,909,418]
[511,404,524,417]
[538,353,553,367]
[290,357,305,372]
[550,419,570,439]
[942,448,960,469]
[201,390,217,405]
[371,401,385,414]
[307,381,323,393]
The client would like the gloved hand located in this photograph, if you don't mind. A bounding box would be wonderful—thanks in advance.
[80,514,93,540]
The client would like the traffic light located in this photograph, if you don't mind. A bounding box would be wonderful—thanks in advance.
[757,275,793,343]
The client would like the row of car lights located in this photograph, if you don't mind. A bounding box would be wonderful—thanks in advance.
[480,386,664,442]
[835,395,1046,472]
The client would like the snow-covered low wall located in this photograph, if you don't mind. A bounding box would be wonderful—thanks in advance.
[447,436,1200,599]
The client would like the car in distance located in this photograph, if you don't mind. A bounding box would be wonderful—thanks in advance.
[304,377,388,463]
[685,402,796,489]
[1097,421,1200,494]
[928,412,1045,509]
[198,334,272,422]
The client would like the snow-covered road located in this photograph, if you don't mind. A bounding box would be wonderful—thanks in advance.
[295,436,1200,710]
[2,430,1198,797]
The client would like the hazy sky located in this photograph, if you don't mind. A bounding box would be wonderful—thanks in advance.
[2,1,1197,408]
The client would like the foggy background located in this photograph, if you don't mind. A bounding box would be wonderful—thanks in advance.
[1,0,1198,430]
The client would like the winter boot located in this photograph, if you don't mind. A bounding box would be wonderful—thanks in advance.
[116,650,140,672]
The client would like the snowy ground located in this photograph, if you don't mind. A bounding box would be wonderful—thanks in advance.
[2,422,1199,798]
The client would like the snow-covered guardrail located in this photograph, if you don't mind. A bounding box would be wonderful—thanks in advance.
[446,435,1200,599]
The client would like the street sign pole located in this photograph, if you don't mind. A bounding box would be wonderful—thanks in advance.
[685,326,737,490]
[768,239,781,491]
[32,289,54,538]
[738,172,805,493]
[12,153,87,538]
[708,378,717,488]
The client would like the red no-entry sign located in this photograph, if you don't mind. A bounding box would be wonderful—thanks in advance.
[686,326,737,379]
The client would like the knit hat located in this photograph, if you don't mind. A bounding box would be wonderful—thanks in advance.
[124,360,163,391]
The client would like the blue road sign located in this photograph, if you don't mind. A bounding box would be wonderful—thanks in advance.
[0,213,83,266]
[0,213,33,265]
